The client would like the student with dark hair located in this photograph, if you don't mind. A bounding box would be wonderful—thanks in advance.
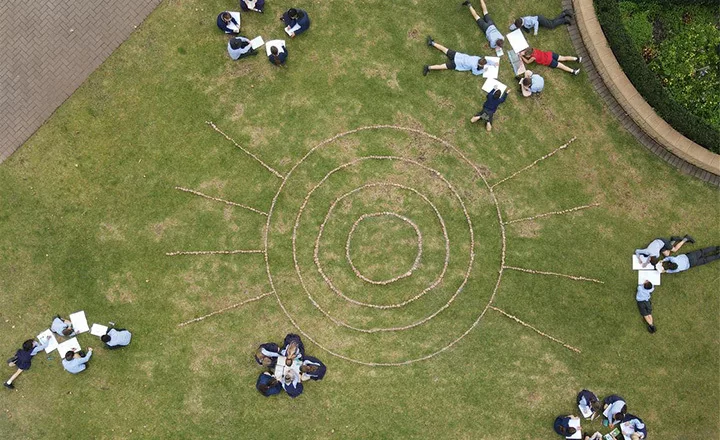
[423,36,498,76]
[602,395,627,428]
[519,70,544,97]
[217,11,241,34]
[553,415,579,437]
[509,11,573,35]
[281,333,305,360]
[521,47,582,75]
[461,0,504,52]
[281,8,310,38]
[256,372,283,397]
[240,0,264,13]
[657,246,720,274]
[577,389,601,419]
[281,368,303,398]
[266,40,288,66]
[227,36,257,60]
[636,280,658,333]
[620,413,647,439]
[51,315,76,337]
[255,342,281,368]
[4,337,50,389]
[635,235,693,268]
[100,327,132,349]
[300,355,326,381]
[470,88,509,132]
[62,348,93,374]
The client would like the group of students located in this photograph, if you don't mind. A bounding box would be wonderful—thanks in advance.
[423,0,581,131]
[555,390,646,439]
[217,1,311,66]
[254,333,326,398]
[634,235,720,333]
[4,315,132,390]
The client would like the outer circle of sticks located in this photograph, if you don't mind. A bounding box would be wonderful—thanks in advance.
[345,212,423,285]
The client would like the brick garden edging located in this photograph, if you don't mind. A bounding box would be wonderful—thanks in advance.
[565,0,720,186]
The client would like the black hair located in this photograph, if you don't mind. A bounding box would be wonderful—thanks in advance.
[270,46,282,65]
[62,328,73,336]
[222,12,231,21]
[22,340,34,351]
[493,89,502,99]
[663,261,678,271]
[65,351,75,361]
[101,334,111,343]
[649,256,659,266]
[478,58,487,67]
[522,77,532,87]
[229,38,249,50]
[288,8,298,18]
[514,18,523,28]
[496,39,504,48]
[643,281,653,290]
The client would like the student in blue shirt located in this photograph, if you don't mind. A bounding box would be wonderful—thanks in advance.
[658,246,720,274]
[256,372,283,397]
[509,11,573,35]
[635,235,693,268]
[280,8,310,38]
[636,280,657,333]
[602,395,627,428]
[423,36,498,76]
[519,70,544,97]
[255,342,281,368]
[101,327,132,349]
[4,337,49,390]
[470,88,509,132]
[51,315,76,337]
[620,413,647,439]
[282,369,303,398]
[462,0,504,51]
[217,11,241,34]
[227,36,258,60]
[62,348,93,374]
[576,389,601,419]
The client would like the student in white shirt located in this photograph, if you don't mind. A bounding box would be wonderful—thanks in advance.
[423,36,498,76]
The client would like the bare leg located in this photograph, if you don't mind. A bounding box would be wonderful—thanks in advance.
[6,369,22,385]
[431,41,449,54]
[558,55,580,62]
[428,64,449,71]
[479,0,489,16]
[643,315,653,326]
[670,238,688,253]
[467,5,481,21]
[556,62,574,73]
[470,115,482,123]
[486,122,492,131]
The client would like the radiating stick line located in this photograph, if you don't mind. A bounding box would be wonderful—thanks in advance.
[503,203,599,225]
[503,265,604,284]
[205,121,284,179]
[175,186,268,216]
[489,306,581,354]
[491,137,576,189]
[166,249,265,256]
[178,292,274,327]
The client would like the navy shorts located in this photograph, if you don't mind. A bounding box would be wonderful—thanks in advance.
[476,14,495,33]
[445,49,457,69]
[637,300,652,317]
[548,52,560,68]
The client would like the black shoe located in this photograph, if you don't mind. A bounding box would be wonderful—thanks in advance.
[423,65,430,76]
[647,325,656,333]
[563,9,574,17]
[3,382,14,390]
[461,0,471,6]
[427,35,434,47]
[684,235,695,244]
[670,236,683,242]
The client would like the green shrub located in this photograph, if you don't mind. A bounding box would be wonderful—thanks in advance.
[595,0,720,153]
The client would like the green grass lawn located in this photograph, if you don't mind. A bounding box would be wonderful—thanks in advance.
[1,0,718,438]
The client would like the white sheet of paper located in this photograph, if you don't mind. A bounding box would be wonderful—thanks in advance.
[578,403,593,419]
[36,329,59,353]
[90,323,109,337]
[507,29,529,53]
[69,310,90,334]
[482,56,500,79]
[229,11,241,32]
[250,36,265,49]
[567,417,582,439]
[57,337,81,359]
[632,254,651,269]
[495,47,503,57]
[265,40,286,56]
[638,269,661,286]
[481,78,507,94]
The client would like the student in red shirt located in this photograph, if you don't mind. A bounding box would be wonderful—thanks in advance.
[521,47,582,75]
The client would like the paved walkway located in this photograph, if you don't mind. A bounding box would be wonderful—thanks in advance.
[563,0,720,186]
[0,0,163,163]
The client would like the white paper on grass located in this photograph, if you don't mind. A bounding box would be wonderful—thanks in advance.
[578,403,593,419]
[36,329,59,353]
[265,40,286,56]
[228,11,241,32]
[506,29,529,53]
[638,269,661,286]
[250,36,265,50]
[69,310,90,333]
[482,56,500,79]
[481,78,507,94]
[567,417,582,439]
[57,337,81,359]
[90,324,109,337]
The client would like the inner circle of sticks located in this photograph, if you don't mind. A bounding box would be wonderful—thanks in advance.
[315,182,449,309]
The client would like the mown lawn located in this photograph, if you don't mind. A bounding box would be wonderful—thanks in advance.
[0,0,718,438]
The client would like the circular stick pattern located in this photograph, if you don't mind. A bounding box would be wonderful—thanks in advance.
[264,125,506,366]
[345,212,423,285]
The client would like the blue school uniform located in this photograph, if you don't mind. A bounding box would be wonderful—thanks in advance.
[553,416,573,436]
[282,9,310,35]
[281,334,305,358]
[255,342,280,367]
[301,355,327,381]
[621,413,647,438]
[256,372,282,397]
[216,12,239,34]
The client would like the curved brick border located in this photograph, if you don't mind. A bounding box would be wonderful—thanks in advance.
[566,0,720,186]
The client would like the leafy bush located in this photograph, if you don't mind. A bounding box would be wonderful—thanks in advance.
[595,0,720,153]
